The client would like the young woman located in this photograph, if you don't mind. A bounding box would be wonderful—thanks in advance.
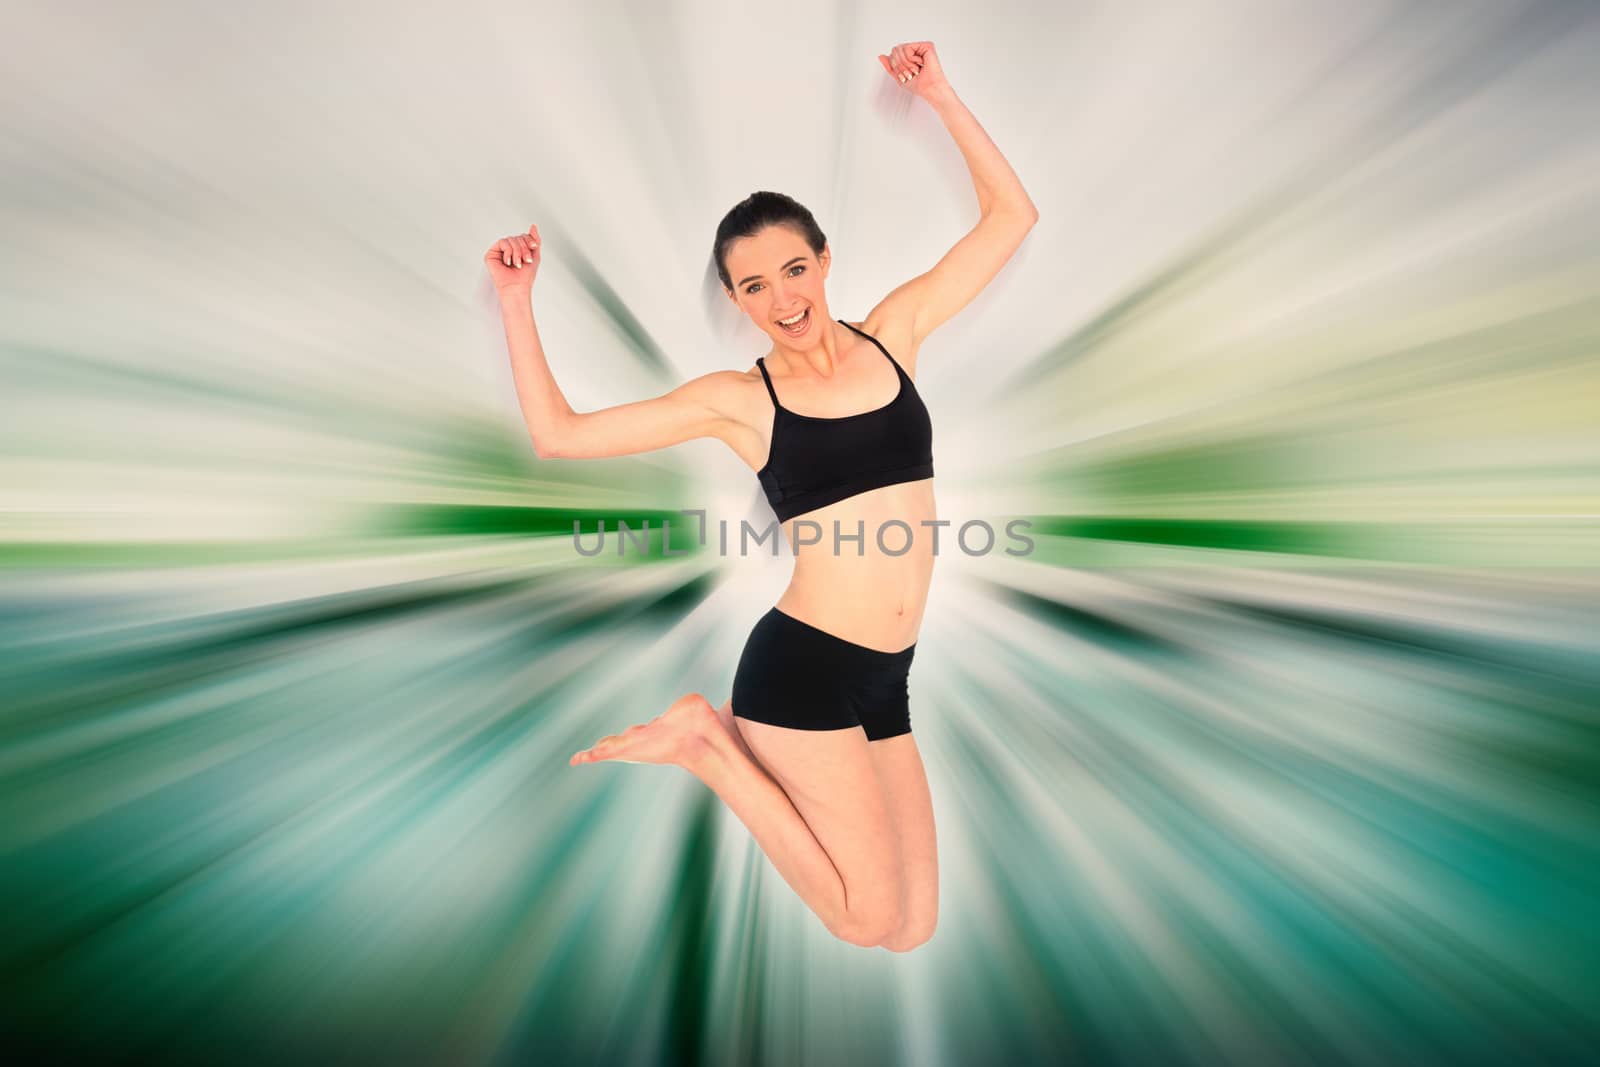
[484,41,1037,951]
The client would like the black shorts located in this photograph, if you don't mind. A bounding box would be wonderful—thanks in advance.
[731,606,918,742]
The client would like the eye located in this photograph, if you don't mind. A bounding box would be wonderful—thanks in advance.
[745,265,806,296]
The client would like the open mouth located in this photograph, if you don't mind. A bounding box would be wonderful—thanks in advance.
[776,308,811,336]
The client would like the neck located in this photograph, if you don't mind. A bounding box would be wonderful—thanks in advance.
[776,317,843,377]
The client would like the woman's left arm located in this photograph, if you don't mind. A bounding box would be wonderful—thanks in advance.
[869,42,1039,348]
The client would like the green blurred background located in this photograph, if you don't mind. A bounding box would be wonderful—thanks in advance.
[3,1,1598,1064]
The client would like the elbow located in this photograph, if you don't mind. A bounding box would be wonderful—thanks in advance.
[532,411,578,459]
[989,200,1039,227]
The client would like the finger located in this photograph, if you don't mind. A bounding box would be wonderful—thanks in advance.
[878,53,892,76]
[897,47,918,83]
[513,236,529,268]
[501,239,512,268]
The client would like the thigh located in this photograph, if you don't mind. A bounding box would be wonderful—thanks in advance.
[865,733,939,939]
[732,715,906,927]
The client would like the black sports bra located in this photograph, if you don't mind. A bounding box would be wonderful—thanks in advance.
[755,320,935,522]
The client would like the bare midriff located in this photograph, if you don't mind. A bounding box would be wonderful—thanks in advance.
[773,477,937,653]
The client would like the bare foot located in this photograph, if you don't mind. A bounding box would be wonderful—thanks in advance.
[570,693,721,769]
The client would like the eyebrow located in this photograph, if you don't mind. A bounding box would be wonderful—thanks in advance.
[737,256,806,288]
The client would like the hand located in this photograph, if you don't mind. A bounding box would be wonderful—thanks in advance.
[484,224,541,292]
[877,41,950,100]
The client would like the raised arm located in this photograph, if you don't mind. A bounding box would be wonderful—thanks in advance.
[868,42,1039,348]
[535,367,747,460]
[487,226,741,460]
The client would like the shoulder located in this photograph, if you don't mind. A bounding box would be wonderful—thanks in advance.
[649,367,771,465]
[698,365,779,472]
[852,307,922,377]
[674,368,765,418]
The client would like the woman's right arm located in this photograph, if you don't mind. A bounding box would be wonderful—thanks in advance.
[489,227,743,460]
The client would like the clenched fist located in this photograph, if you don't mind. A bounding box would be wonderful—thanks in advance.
[485,225,541,292]
[877,41,950,100]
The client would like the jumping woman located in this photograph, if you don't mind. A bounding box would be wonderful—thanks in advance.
[484,41,1037,951]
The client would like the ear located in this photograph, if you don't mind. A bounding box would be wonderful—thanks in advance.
[819,244,831,278]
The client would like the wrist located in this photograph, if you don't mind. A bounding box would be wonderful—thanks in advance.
[497,285,533,307]
[923,82,960,110]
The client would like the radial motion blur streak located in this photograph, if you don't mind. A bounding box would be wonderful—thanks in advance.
[2,1,1598,1064]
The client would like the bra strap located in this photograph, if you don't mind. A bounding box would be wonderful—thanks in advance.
[838,319,905,373]
[755,357,782,408]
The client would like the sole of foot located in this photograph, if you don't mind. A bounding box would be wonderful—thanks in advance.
[570,693,719,767]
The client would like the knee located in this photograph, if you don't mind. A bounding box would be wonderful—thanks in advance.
[836,904,905,948]
[878,915,937,952]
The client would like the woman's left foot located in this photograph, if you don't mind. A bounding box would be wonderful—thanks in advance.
[570,693,720,768]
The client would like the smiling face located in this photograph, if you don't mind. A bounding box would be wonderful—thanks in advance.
[722,225,832,346]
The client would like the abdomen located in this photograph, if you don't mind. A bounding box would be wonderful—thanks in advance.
[776,479,938,653]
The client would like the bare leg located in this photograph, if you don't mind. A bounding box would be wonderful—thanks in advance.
[712,697,780,787]
[861,734,940,952]
[571,693,869,944]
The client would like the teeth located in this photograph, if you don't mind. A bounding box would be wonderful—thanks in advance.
[779,310,807,326]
